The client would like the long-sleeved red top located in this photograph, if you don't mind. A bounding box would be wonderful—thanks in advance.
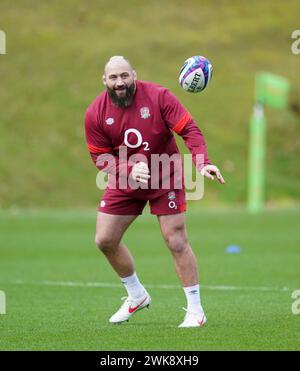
[85,80,210,199]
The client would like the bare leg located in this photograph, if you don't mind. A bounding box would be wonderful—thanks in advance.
[95,212,150,323]
[158,213,199,286]
[95,212,138,278]
[158,212,206,326]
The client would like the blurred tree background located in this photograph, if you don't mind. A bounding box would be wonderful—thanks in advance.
[0,0,299,209]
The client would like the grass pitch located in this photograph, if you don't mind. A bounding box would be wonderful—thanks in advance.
[0,207,299,350]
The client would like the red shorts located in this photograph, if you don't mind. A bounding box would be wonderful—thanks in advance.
[98,188,186,215]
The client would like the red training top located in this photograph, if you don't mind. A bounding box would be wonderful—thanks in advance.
[85,80,210,199]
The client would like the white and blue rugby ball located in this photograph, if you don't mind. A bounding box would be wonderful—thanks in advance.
[179,56,213,93]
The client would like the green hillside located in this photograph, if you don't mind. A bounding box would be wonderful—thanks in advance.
[0,0,299,208]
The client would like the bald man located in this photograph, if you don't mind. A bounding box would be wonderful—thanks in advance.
[85,56,225,328]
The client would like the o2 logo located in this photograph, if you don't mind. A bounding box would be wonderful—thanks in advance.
[291,30,300,55]
[0,30,6,55]
[291,289,300,315]
[124,129,150,151]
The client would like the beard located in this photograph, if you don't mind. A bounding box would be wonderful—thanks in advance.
[107,82,136,108]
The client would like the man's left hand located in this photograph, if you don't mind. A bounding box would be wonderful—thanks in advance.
[200,165,225,184]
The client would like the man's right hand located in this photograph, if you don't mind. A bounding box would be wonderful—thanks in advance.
[131,162,150,184]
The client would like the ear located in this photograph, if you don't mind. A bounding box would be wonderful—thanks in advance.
[133,70,137,80]
[102,74,106,86]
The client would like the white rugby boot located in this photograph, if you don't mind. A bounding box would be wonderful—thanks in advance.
[178,308,207,328]
[109,291,151,324]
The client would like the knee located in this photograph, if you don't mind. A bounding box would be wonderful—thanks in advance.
[164,229,188,254]
[95,234,118,253]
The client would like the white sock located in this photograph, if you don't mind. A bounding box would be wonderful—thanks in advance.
[183,284,204,314]
[120,272,146,299]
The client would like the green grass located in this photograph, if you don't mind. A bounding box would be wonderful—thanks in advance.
[0,207,299,350]
[0,0,300,208]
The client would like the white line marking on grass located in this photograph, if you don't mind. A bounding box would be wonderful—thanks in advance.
[5,279,291,292]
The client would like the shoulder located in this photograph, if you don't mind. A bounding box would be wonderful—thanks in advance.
[137,80,177,105]
[137,80,168,95]
[85,91,107,123]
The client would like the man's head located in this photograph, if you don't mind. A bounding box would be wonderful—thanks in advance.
[103,56,137,108]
